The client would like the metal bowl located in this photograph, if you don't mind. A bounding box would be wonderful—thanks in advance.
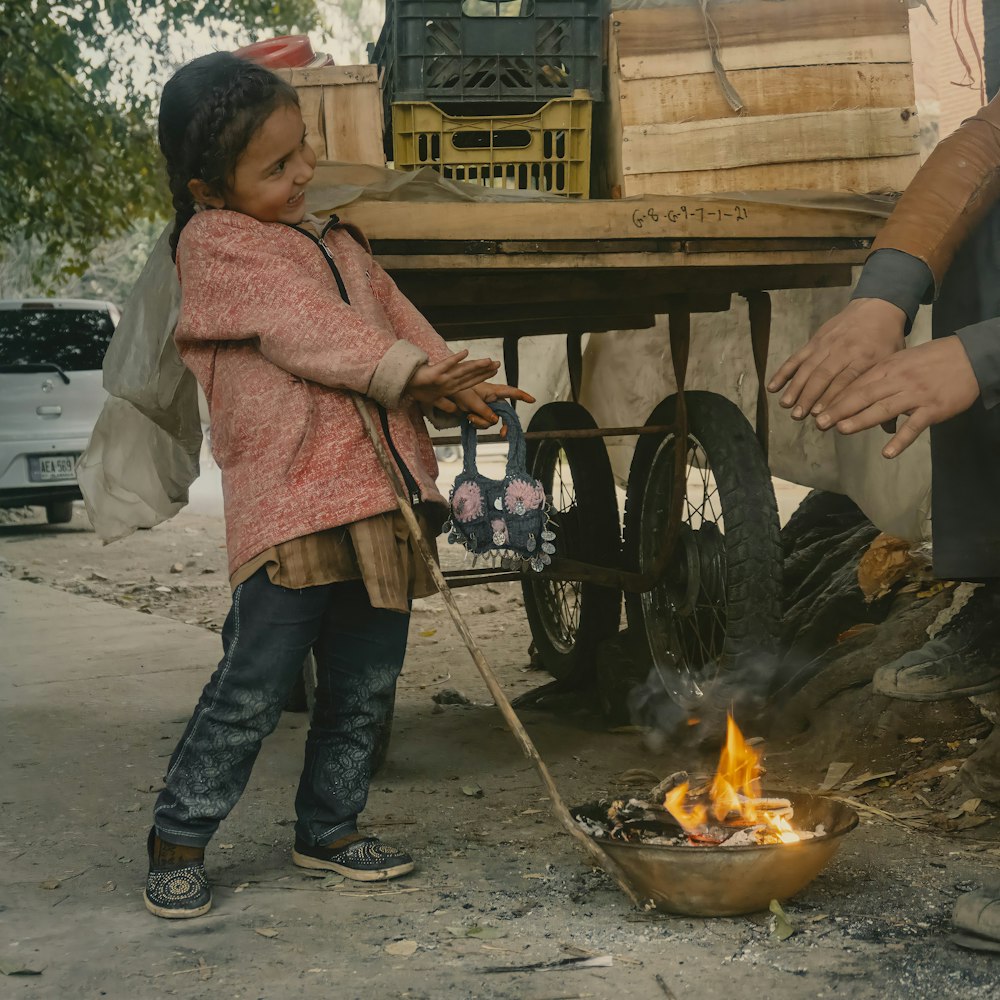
[577,791,858,917]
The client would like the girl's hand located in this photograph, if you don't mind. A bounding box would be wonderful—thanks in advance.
[406,351,500,406]
[450,383,536,431]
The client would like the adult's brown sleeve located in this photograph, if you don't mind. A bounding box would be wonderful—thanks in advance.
[871,96,1000,291]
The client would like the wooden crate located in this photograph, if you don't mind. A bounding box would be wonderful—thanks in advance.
[275,65,385,166]
[594,0,921,198]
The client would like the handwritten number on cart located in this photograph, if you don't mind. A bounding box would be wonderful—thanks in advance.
[631,207,660,228]
[631,204,750,229]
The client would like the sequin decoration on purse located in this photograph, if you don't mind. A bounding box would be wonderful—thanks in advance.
[442,401,555,572]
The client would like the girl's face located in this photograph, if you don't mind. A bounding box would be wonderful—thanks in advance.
[222,102,316,224]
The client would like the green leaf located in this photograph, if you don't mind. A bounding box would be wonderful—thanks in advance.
[769,898,795,941]
[465,925,507,940]
[0,0,323,276]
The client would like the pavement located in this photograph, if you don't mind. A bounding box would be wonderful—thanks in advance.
[1,580,225,992]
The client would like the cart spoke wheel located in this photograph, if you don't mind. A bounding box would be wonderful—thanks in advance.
[641,440,728,685]
[521,402,622,684]
[538,490,584,651]
[624,392,781,707]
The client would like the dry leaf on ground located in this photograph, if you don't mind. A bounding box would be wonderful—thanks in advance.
[858,534,924,602]
[840,770,896,792]
[819,762,854,791]
[0,959,44,976]
[385,940,418,957]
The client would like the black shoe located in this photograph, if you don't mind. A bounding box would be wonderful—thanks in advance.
[951,880,1000,952]
[873,585,1000,701]
[292,834,414,882]
[143,828,212,919]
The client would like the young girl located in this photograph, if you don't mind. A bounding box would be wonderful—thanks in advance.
[145,51,532,919]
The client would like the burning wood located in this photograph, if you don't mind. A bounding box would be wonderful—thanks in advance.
[577,715,828,848]
[661,714,812,845]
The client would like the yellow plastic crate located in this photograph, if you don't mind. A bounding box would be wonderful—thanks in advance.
[391,92,592,198]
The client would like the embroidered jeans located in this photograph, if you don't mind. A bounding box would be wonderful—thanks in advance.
[153,569,409,848]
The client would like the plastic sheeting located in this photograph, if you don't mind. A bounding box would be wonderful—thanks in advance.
[77,226,201,541]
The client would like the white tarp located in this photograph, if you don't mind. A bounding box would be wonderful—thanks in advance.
[571,290,933,542]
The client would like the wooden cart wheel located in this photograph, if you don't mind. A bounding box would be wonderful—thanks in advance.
[622,391,781,704]
[521,402,622,683]
[286,652,394,776]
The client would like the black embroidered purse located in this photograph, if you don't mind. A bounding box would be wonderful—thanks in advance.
[443,401,556,571]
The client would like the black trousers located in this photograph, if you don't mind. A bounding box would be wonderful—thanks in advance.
[931,204,1000,579]
[930,8,1000,580]
[153,570,409,847]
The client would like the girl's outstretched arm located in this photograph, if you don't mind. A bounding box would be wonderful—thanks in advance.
[406,351,500,407]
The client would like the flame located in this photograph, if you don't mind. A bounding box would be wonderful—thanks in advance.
[664,714,801,845]
[664,782,706,829]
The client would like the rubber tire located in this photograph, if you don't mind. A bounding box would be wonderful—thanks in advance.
[623,391,781,687]
[521,402,622,683]
[291,652,394,776]
[45,500,74,524]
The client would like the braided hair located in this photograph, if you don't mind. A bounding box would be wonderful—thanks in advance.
[158,52,300,259]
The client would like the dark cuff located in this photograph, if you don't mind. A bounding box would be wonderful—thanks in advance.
[851,249,934,331]
[955,320,1000,409]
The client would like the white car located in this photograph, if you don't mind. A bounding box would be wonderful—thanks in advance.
[0,298,119,524]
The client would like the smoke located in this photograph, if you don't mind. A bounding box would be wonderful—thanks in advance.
[627,649,779,750]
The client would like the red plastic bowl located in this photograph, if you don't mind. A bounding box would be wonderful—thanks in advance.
[235,35,314,69]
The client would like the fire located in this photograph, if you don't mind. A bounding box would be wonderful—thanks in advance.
[664,714,802,846]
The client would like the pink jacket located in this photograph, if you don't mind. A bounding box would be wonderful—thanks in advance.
[174,210,450,574]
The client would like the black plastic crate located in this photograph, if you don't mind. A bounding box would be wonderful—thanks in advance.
[371,0,608,109]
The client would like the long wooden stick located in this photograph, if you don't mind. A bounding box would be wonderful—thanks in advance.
[352,395,643,907]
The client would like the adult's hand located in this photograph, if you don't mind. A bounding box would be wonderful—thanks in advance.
[406,350,500,407]
[815,335,980,458]
[767,298,907,419]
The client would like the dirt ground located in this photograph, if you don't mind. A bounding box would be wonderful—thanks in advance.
[2,462,1000,999]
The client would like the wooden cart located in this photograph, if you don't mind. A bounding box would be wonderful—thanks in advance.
[336,192,885,711]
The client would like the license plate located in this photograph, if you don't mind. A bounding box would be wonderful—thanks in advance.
[28,454,78,482]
